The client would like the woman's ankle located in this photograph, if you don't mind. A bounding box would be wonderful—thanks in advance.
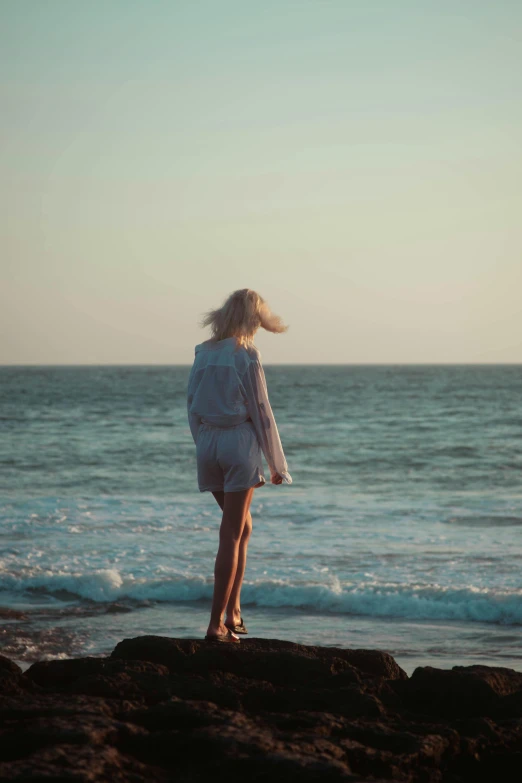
[207,625,227,635]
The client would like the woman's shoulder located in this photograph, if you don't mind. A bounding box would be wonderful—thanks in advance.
[244,343,262,362]
[194,337,262,364]
[195,339,210,353]
[232,343,262,378]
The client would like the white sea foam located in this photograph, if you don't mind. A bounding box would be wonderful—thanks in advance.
[2,570,521,625]
[0,569,124,602]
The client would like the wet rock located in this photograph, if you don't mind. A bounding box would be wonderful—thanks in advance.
[0,609,27,621]
[0,744,168,782]
[125,696,230,731]
[452,664,522,696]
[0,655,22,678]
[0,693,121,722]
[25,657,173,705]
[25,656,107,689]
[111,635,406,682]
[1,714,123,762]
[0,636,521,782]
[111,635,192,672]
[402,664,522,718]
[497,688,522,719]
[0,654,30,697]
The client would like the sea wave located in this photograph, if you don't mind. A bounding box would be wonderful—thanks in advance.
[445,515,522,527]
[1,569,522,626]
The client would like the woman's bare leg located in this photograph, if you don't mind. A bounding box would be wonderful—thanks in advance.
[225,498,253,627]
[211,489,255,628]
[207,487,254,637]
[211,490,225,512]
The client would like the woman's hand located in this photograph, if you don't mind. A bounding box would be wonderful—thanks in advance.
[270,471,283,485]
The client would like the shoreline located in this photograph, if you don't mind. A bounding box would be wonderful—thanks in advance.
[10,644,522,681]
[4,598,522,680]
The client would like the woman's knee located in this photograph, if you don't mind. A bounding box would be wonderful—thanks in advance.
[242,512,252,540]
[220,514,251,544]
[219,488,253,540]
[219,508,248,542]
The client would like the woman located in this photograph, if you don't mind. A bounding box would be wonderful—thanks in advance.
[187,289,292,643]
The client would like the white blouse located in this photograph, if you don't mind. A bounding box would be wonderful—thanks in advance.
[187,336,292,484]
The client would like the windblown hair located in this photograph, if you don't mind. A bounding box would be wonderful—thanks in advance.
[200,289,288,349]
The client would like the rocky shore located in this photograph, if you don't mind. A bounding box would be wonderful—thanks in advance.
[1,636,521,781]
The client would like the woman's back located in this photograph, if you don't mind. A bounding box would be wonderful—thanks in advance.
[187,335,291,484]
[187,336,257,429]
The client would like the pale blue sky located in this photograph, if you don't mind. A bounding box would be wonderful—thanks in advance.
[2,0,521,364]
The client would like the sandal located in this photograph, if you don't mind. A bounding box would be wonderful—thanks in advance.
[224,615,248,634]
[204,628,240,643]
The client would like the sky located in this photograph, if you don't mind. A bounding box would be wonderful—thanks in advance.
[1,0,521,364]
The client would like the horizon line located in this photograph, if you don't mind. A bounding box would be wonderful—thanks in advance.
[1,362,521,368]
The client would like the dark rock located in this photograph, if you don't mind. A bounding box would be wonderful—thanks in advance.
[168,670,243,709]
[0,693,121,722]
[111,635,406,682]
[497,688,522,719]
[25,656,108,688]
[0,655,22,677]
[0,744,168,782]
[0,654,30,697]
[125,696,230,731]
[1,636,521,782]
[452,716,502,739]
[25,657,173,705]
[403,664,522,718]
[242,681,384,719]
[452,664,522,696]
[111,635,192,672]
[0,609,27,621]
[1,714,123,762]
[309,646,407,682]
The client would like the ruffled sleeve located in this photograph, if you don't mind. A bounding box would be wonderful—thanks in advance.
[242,358,292,484]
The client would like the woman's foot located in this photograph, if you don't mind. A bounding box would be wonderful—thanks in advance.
[224,609,242,628]
[224,611,248,634]
[206,622,239,641]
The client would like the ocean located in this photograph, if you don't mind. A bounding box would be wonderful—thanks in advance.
[1,364,521,676]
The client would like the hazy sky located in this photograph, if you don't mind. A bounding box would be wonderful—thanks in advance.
[2,0,521,364]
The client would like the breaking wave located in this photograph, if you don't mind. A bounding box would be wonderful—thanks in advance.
[2,569,522,626]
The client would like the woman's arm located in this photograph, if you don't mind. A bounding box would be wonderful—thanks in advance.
[242,358,292,484]
[188,406,201,445]
[187,362,201,445]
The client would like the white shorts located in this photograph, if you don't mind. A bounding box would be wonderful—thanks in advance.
[196,419,266,493]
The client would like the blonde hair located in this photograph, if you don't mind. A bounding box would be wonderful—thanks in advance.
[200,289,288,349]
